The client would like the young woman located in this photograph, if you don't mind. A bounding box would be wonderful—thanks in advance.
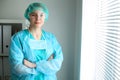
[9,2,63,80]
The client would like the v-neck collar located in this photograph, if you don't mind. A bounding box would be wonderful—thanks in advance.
[27,29,44,40]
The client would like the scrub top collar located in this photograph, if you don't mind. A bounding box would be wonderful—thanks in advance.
[27,29,47,50]
[27,29,46,40]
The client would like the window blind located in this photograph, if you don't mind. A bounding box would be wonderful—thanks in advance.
[95,0,120,79]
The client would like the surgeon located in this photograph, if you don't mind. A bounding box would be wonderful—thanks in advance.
[9,2,63,80]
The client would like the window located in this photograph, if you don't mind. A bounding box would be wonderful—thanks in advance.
[80,0,120,80]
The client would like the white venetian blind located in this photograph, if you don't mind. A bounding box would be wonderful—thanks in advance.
[80,0,120,80]
[95,0,120,79]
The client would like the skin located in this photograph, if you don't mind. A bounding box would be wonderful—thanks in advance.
[24,10,54,68]
[29,10,45,40]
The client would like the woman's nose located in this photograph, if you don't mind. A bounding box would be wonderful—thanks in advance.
[36,15,41,20]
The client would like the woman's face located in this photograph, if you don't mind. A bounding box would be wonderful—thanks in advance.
[29,10,45,28]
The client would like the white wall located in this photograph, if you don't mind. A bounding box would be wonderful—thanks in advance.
[0,0,80,80]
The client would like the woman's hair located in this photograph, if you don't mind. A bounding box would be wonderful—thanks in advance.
[24,2,49,21]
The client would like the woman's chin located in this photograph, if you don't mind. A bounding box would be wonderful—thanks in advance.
[35,24,43,27]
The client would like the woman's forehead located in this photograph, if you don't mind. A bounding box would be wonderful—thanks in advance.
[30,10,45,14]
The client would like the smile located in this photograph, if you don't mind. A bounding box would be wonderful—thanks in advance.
[35,22,41,24]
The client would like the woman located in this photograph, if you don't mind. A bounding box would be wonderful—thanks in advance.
[9,2,63,80]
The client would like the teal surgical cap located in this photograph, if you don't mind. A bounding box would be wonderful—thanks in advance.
[24,2,49,21]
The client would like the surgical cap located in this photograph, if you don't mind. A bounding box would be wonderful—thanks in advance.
[24,2,49,21]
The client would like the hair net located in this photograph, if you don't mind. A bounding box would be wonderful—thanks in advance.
[24,2,49,21]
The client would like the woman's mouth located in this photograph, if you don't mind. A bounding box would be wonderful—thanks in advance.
[35,22,41,24]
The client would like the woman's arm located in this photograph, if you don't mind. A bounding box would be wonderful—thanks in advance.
[35,34,63,75]
[24,59,36,68]
[24,53,54,68]
[9,35,37,75]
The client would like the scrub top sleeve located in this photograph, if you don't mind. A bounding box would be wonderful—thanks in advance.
[9,35,37,75]
[35,34,63,75]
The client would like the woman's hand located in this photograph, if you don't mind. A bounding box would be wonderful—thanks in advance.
[24,59,36,68]
[24,54,54,68]
[47,54,54,61]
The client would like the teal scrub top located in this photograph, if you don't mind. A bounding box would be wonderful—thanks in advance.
[9,29,63,80]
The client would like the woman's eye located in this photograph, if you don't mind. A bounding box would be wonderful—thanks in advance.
[40,14,43,17]
[31,14,35,16]
[30,13,44,18]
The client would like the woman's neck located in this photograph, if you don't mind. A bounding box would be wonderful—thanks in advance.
[28,26,42,40]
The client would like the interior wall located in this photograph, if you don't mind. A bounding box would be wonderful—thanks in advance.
[74,0,82,80]
[0,0,77,80]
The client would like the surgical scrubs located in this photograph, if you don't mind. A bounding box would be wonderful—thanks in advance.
[9,29,63,80]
